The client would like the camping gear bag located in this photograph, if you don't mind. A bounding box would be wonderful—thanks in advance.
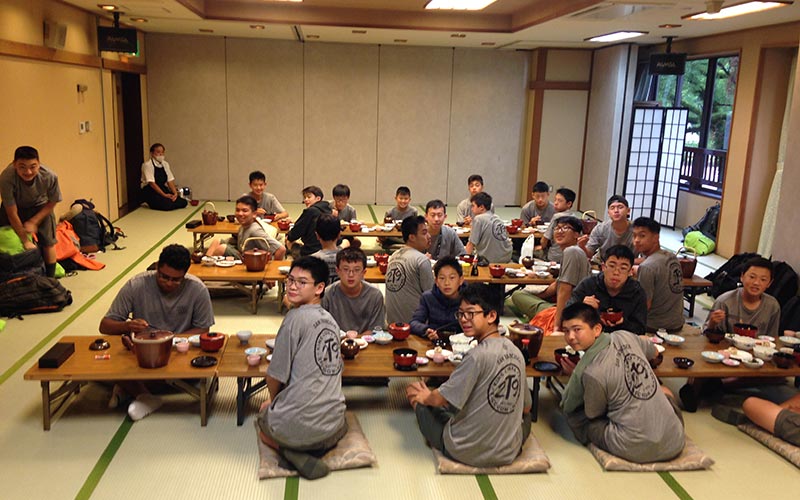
[683,231,716,256]
[70,199,124,252]
[0,274,72,318]
[766,261,799,308]
[682,202,720,239]
[0,248,44,277]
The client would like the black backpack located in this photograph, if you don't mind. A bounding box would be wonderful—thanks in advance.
[780,295,800,332]
[682,202,720,240]
[766,261,799,308]
[70,199,125,252]
[0,248,45,280]
[705,252,760,298]
[0,274,72,318]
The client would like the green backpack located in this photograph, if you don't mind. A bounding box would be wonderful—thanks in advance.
[684,230,716,256]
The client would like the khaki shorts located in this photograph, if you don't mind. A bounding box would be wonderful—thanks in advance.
[258,405,347,452]
[774,409,800,447]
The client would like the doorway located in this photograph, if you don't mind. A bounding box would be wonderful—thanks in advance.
[113,71,144,216]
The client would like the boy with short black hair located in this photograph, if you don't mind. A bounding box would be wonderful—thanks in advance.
[331,184,357,222]
[578,195,633,261]
[406,283,531,468]
[310,214,342,285]
[258,256,346,479]
[559,303,685,464]
[425,199,465,260]
[286,185,333,257]
[384,186,417,221]
[540,187,581,263]
[247,170,288,221]
[456,174,494,225]
[520,181,554,225]
[411,256,465,340]
[322,248,386,335]
[205,195,285,260]
[465,192,511,263]
[385,216,434,324]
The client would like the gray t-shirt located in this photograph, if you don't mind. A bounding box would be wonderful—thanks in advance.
[322,281,386,333]
[469,212,512,263]
[104,271,214,333]
[705,288,781,338]
[228,220,282,254]
[385,206,418,221]
[559,245,591,288]
[578,331,685,462]
[385,246,434,324]
[520,200,555,225]
[456,198,494,224]
[439,336,531,467]
[0,164,62,208]
[637,249,684,331]
[310,248,340,285]
[247,191,285,215]
[586,219,634,257]
[544,209,583,263]
[428,225,465,260]
[335,204,357,222]
[266,304,346,447]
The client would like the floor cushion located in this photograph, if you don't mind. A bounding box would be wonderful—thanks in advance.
[256,412,377,479]
[588,437,714,471]
[738,423,800,468]
[432,433,550,474]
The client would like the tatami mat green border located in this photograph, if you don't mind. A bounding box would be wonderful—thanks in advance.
[0,205,202,386]
[475,475,498,500]
[284,477,299,500]
[366,205,378,223]
[74,417,133,500]
[659,472,694,500]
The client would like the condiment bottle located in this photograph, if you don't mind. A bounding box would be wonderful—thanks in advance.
[520,338,531,365]
[470,254,479,276]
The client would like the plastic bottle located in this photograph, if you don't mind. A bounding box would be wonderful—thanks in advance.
[470,254,479,276]
[520,338,531,365]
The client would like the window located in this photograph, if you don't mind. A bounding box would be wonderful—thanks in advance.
[649,55,738,198]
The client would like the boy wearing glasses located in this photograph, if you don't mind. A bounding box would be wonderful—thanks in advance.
[568,245,647,335]
[322,248,386,335]
[99,244,214,420]
[406,283,531,467]
[258,257,347,479]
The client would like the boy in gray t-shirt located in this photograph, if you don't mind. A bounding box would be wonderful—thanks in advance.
[465,192,511,263]
[520,181,555,225]
[258,257,347,479]
[309,214,342,284]
[407,284,531,468]
[578,195,633,262]
[331,184,357,222]
[633,217,684,332]
[322,248,386,334]
[385,216,434,324]
[247,170,288,221]
[206,195,285,260]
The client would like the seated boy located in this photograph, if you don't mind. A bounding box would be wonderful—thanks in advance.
[520,181,554,225]
[286,186,333,257]
[632,217,684,333]
[381,186,418,248]
[310,214,342,285]
[331,184,357,222]
[425,199,465,260]
[578,195,633,262]
[406,283,531,468]
[539,187,582,263]
[246,170,288,221]
[257,257,347,479]
[321,248,386,335]
[465,192,511,263]
[411,256,465,340]
[512,216,590,330]
[743,394,800,447]
[704,257,780,338]
[559,303,685,463]
[206,195,285,260]
[385,216,434,324]
[456,174,493,225]
[568,245,647,335]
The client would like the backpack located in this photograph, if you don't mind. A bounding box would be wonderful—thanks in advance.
[70,199,125,252]
[780,295,800,332]
[0,274,72,318]
[682,202,720,240]
[683,231,716,256]
[704,252,760,298]
[766,261,799,308]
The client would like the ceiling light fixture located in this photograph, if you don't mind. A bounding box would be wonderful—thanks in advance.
[98,4,117,10]
[586,31,647,42]
[425,0,498,11]
[659,23,682,28]
[250,25,265,29]
[684,1,792,20]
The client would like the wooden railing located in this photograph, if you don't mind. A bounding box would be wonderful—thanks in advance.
[680,146,725,197]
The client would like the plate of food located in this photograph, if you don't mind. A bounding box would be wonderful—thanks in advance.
[426,348,453,360]
[701,351,724,363]
[215,260,236,268]
[278,266,291,274]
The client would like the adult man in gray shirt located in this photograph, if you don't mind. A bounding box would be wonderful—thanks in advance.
[386,216,434,324]
[424,199,465,260]
[540,187,582,263]
[578,195,634,262]
[322,248,386,334]
[465,192,511,263]
[560,303,685,463]
[633,217,684,333]
[99,244,215,421]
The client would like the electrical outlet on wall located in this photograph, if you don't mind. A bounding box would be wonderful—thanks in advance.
[79,121,86,134]
[84,120,91,132]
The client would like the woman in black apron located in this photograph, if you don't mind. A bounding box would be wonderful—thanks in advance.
[141,143,187,211]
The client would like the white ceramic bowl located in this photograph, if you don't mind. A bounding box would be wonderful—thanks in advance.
[373,332,393,345]
[752,345,776,361]
[743,358,764,369]
[278,266,290,274]
[664,334,685,346]
[701,351,724,363]
[244,347,267,357]
[733,336,756,350]
[779,336,800,347]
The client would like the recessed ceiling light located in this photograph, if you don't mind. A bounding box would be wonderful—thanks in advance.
[481,42,495,46]
[426,0,498,10]
[659,23,681,28]
[199,28,214,33]
[450,33,467,38]
[250,25,265,29]
[394,39,407,43]
[98,4,117,10]
[306,34,319,39]
[352,29,367,34]
[585,31,648,42]
[130,18,148,23]
[684,1,791,20]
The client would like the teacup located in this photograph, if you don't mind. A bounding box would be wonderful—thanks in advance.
[247,354,261,366]
[236,330,253,345]
[175,339,190,353]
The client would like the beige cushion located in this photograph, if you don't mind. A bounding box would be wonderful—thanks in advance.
[433,434,550,474]
[588,437,714,471]
[738,423,800,468]
[256,412,377,479]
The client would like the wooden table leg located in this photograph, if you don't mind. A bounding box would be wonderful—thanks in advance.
[531,376,540,423]
[41,381,51,431]
[200,378,208,426]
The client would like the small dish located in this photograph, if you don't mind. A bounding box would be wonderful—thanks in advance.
[742,358,764,369]
[722,358,740,367]
[533,361,560,372]
[215,260,236,268]
[247,354,261,366]
[266,353,273,362]
[188,334,201,347]
[451,354,463,364]
[191,355,217,368]
[278,265,291,274]
[265,338,276,350]
[89,338,110,351]
[779,336,800,347]
[426,349,453,360]
[355,338,368,350]
[758,335,776,342]
[416,356,429,365]
[701,351,724,363]
[366,257,377,268]
[753,345,775,361]
[655,344,666,354]
[362,335,375,343]
[673,356,694,369]
[650,335,664,345]
[373,332,393,345]
[733,336,756,350]
[664,334,685,346]
[244,347,267,357]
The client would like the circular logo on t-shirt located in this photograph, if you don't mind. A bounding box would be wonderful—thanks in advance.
[668,259,683,293]
[491,220,508,241]
[314,328,342,376]
[385,264,406,292]
[487,363,522,414]
[622,352,657,400]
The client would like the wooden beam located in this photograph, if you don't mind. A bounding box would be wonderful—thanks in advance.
[0,38,100,69]
[529,80,590,91]
[102,59,146,74]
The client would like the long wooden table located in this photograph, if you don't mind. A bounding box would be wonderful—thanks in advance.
[23,335,223,430]
[189,262,268,313]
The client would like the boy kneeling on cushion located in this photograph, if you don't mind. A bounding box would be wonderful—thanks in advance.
[406,283,531,467]
[258,257,346,479]
[559,303,685,463]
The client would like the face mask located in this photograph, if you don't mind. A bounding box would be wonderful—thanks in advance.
[154,155,165,163]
